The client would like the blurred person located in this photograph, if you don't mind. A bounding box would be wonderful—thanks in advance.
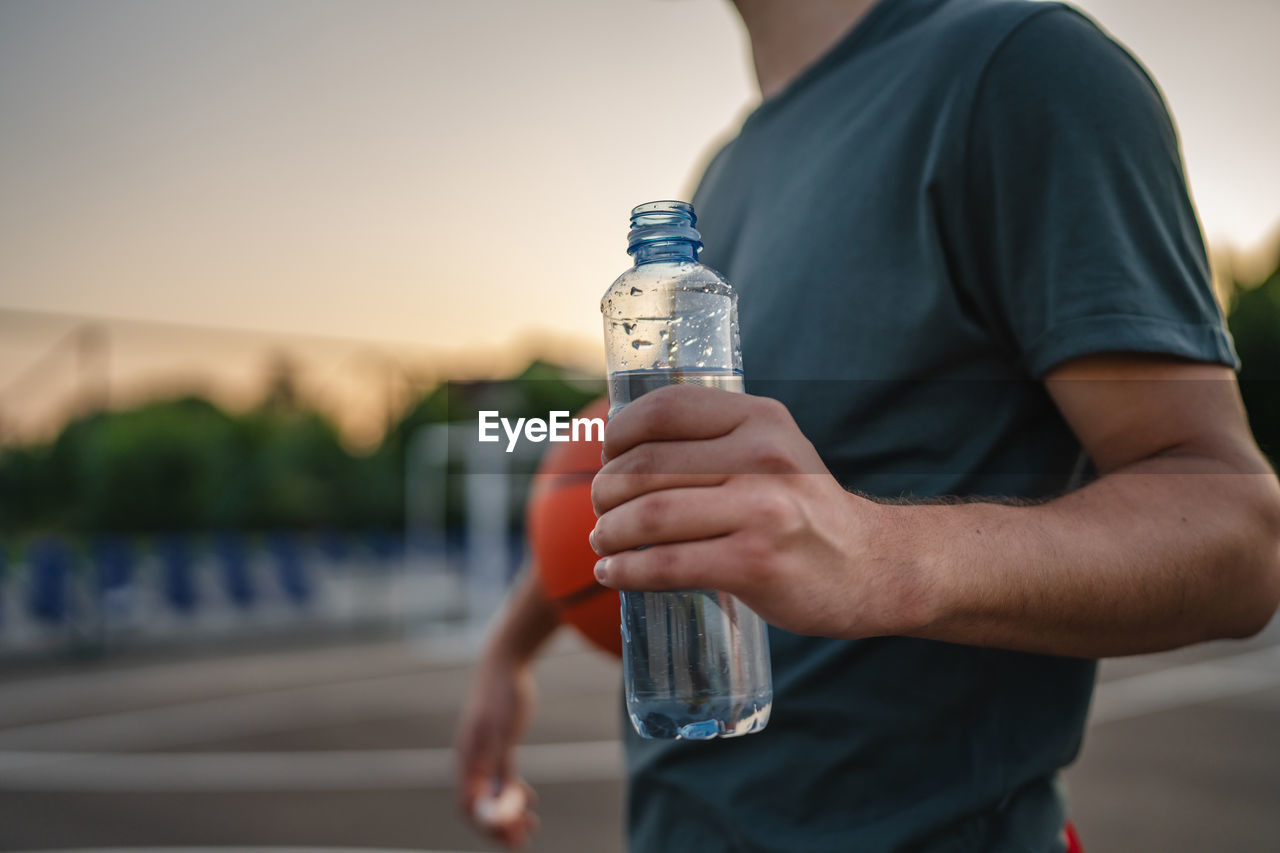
[456,0,1280,850]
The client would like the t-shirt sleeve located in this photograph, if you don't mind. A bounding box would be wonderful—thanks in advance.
[950,5,1237,379]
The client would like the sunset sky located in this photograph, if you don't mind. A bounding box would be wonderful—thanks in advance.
[1,0,1277,439]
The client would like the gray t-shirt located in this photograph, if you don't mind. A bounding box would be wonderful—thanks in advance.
[623,1,1236,851]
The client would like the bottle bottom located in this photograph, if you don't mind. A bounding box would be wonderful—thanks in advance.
[627,694,772,740]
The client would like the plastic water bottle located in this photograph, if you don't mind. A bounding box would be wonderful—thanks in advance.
[600,200,773,740]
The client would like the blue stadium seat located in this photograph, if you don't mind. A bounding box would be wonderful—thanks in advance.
[157,534,197,614]
[213,532,254,608]
[93,535,135,621]
[92,535,133,592]
[27,537,73,624]
[315,528,350,563]
[507,532,527,582]
[267,532,310,605]
[0,544,7,630]
[365,528,404,565]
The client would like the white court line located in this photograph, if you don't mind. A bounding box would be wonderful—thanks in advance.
[0,740,622,791]
[0,638,606,752]
[1089,643,1280,724]
[0,631,513,729]
[0,646,1274,791]
[0,640,431,727]
[0,670,461,752]
[6,848,459,853]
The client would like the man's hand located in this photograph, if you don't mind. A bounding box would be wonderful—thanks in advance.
[588,385,928,639]
[454,647,540,849]
[453,570,559,849]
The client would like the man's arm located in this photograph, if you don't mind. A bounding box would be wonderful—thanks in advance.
[588,366,1280,657]
[454,569,561,848]
[892,354,1280,656]
[478,566,563,665]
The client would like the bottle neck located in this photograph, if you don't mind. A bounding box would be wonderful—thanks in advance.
[630,239,699,266]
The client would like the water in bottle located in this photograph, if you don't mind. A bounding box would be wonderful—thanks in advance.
[601,200,772,740]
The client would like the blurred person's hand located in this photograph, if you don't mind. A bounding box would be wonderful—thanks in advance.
[455,647,539,848]
[455,571,561,849]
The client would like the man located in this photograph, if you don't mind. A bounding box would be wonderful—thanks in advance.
[456,0,1280,850]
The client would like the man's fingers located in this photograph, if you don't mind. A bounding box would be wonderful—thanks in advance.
[457,762,492,816]
[602,385,752,462]
[591,486,742,555]
[593,534,750,593]
[455,728,500,815]
[501,783,539,850]
[592,438,731,515]
[519,778,539,809]
[475,777,535,850]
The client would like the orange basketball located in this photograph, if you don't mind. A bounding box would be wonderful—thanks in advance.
[527,398,620,657]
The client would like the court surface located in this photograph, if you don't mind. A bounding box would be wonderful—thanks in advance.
[0,616,1277,852]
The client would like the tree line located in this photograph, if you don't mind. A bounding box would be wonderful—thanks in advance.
[1,260,1277,539]
[0,360,602,537]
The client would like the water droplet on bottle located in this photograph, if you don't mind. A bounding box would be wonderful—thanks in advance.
[632,339,653,350]
[623,322,637,335]
[659,329,669,340]
[703,346,714,356]
[630,286,643,296]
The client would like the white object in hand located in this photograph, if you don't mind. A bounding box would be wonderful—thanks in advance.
[473,782,526,827]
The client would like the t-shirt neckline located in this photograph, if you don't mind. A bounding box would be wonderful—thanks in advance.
[744,0,950,126]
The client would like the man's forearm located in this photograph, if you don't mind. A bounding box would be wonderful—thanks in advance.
[485,568,562,665]
[895,450,1280,657]
[587,374,1280,652]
